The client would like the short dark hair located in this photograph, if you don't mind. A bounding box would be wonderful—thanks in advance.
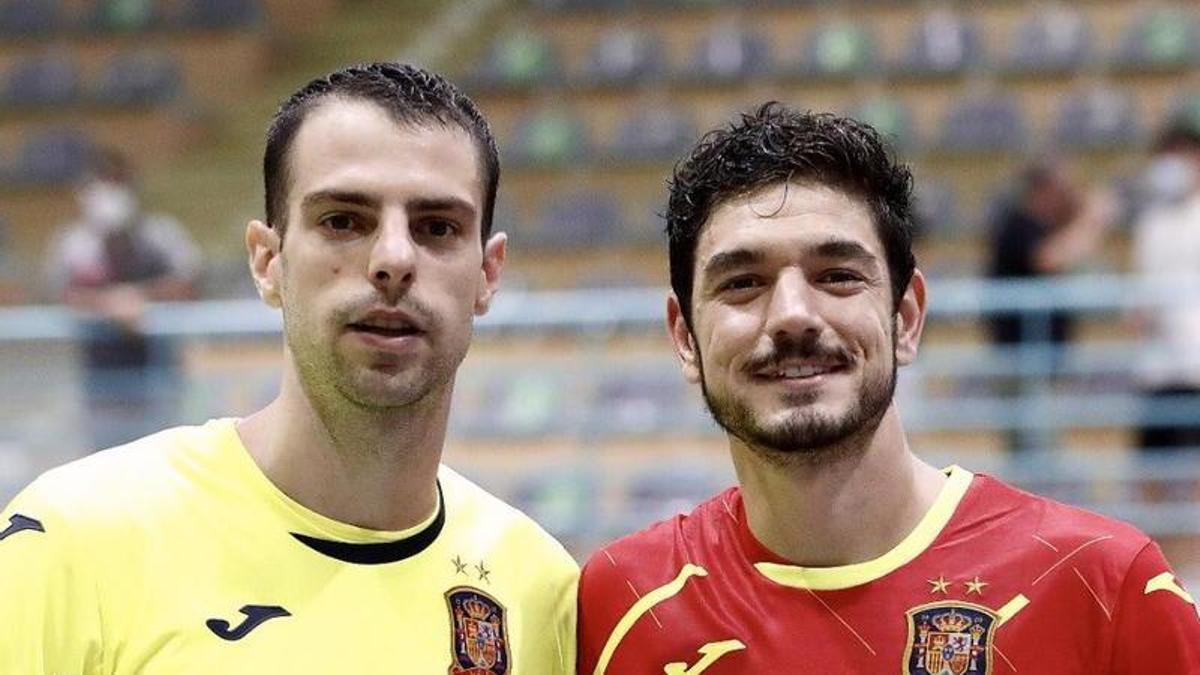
[263,62,500,240]
[666,102,916,329]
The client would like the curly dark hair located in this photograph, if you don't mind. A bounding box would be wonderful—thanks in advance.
[263,62,499,240]
[666,102,916,329]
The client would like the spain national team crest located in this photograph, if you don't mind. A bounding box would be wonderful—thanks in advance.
[446,587,510,675]
[903,601,998,675]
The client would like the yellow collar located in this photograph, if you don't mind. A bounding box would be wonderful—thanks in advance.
[754,465,973,591]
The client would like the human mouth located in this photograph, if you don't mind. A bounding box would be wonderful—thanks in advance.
[769,364,842,378]
[751,359,848,382]
[346,309,426,349]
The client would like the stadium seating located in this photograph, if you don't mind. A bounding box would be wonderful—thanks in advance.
[511,469,598,544]
[3,53,81,108]
[846,95,917,149]
[681,22,772,82]
[936,90,1026,153]
[579,27,668,87]
[1053,86,1140,150]
[87,0,161,33]
[794,20,878,80]
[176,0,261,30]
[1003,4,1092,75]
[13,129,93,185]
[0,0,62,38]
[505,107,590,167]
[534,191,626,249]
[467,31,562,90]
[897,8,983,78]
[1112,7,1198,71]
[605,105,695,163]
[93,51,182,106]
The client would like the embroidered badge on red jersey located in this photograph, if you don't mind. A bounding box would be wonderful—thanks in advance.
[904,601,998,675]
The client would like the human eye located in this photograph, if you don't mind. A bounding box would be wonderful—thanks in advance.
[818,269,867,288]
[317,212,363,235]
[717,275,764,295]
[417,217,460,240]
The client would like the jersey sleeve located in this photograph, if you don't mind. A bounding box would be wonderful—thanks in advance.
[0,482,104,674]
[1108,541,1200,673]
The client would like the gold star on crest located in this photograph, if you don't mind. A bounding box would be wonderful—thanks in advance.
[965,576,988,595]
[928,576,951,594]
[451,555,468,575]
[474,560,491,584]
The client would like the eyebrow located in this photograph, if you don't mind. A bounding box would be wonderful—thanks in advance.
[300,192,477,219]
[702,248,765,280]
[812,239,879,266]
[408,197,477,219]
[702,238,881,281]
[301,190,379,211]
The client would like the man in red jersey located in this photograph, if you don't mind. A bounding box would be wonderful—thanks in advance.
[577,103,1200,674]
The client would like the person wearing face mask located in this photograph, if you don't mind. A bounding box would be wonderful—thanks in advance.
[1130,122,1200,452]
[43,148,200,450]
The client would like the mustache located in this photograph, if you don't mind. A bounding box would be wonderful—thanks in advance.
[742,334,852,373]
[336,295,438,328]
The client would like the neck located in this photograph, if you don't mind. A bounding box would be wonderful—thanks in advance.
[733,405,946,567]
[236,360,447,532]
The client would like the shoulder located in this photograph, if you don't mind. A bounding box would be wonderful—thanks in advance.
[971,473,1151,571]
[7,422,225,535]
[438,465,577,574]
[581,487,737,592]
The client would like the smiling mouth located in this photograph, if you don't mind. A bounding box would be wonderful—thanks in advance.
[753,363,847,380]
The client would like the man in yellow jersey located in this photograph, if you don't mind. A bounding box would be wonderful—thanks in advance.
[0,62,577,674]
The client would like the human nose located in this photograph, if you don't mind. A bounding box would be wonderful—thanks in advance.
[368,212,416,299]
[763,271,823,340]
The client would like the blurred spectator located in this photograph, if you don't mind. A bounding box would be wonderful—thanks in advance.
[1130,123,1200,451]
[988,159,1116,345]
[43,149,199,450]
[986,159,1117,451]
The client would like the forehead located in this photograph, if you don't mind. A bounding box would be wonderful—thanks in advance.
[696,182,883,269]
[287,97,482,210]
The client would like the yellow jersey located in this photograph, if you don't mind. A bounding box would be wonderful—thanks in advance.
[0,418,577,674]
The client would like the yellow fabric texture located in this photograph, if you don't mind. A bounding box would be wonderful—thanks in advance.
[0,418,577,674]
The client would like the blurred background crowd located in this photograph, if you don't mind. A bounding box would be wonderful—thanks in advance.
[0,0,1198,580]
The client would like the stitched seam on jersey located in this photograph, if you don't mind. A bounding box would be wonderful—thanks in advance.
[1073,566,1112,621]
[1031,535,1114,586]
[1102,540,1154,672]
[802,587,876,655]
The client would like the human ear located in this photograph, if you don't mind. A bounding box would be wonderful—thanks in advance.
[246,219,283,308]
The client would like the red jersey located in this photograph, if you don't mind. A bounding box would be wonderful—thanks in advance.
[578,467,1200,674]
